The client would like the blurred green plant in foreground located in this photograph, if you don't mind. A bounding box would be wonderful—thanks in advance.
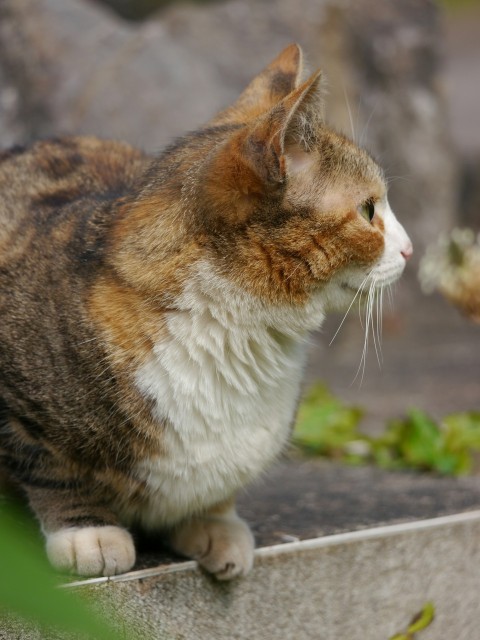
[0,501,133,639]
[294,383,480,475]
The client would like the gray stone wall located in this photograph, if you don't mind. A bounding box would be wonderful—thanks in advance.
[0,0,457,251]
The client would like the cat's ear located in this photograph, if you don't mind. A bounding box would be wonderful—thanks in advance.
[204,70,322,219]
[210,44,304,125]
[239,69,323,189]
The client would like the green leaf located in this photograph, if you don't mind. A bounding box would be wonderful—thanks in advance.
[0,501,124,639]
[406,602,435,634]
[398,410,442,468]
[294,383,364,455]
[374,410,480,475]
[389,602,435,639]
[295,382,480,478]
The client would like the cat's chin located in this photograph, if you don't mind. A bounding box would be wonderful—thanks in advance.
[336,258,407,298]
[318,281,361,313]
[319,267,404,313]
[340,282,360,294]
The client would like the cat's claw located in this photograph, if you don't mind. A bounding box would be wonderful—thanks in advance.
[46,525,136,577]
[170,513,255,580]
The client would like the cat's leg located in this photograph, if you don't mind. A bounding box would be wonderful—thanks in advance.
[1,430,135,577]
[25,483,136,577]
[23,473,136,576]
[23,480,136,576]
[167,497,255,580]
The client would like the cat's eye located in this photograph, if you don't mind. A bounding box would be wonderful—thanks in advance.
[357,199,375,223]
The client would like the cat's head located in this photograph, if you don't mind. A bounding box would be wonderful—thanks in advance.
[120,44,411,315]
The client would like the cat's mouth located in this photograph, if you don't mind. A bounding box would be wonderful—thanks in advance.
[340,266,404,293]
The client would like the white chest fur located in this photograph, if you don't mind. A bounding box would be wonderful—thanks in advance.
[133,265,326,529]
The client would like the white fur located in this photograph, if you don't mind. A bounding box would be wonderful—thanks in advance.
[46,526,135,576]
[372,199,412,284]
[322,199,412,311]
[133,263,326,529]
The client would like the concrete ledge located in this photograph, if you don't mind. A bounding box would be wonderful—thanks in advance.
[69,510,480,640]
[3,462,480,639]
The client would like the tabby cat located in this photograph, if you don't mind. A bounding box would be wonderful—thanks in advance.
[0,44,412,579]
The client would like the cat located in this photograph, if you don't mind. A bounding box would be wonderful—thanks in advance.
[0,44,412,579]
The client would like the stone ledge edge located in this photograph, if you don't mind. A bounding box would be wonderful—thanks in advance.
[63,509,480,589]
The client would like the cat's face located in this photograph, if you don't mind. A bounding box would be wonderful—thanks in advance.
[120,44,411,314]
[187,44,412,311]
[283,127,412,312]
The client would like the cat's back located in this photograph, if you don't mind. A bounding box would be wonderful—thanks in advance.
[0,135,151,356]
[0,136,149,238]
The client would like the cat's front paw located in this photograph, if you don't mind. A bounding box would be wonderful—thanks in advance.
[170,513,255,580]
[46,525,135,577]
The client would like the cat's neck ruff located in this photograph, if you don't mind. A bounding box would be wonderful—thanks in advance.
[177,260,328,334]
[133,261,326,528]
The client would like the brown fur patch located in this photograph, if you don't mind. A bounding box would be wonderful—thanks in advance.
[88,275,167,366]
[110,196,202,300]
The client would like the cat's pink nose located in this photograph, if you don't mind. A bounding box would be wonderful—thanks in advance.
[401,242,413,261]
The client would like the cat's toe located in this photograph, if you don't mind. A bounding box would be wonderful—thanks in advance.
[171,514,255,580]
[46,525,135,577]
[203,540,254,581]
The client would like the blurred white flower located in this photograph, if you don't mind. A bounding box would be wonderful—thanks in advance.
[419,228,480,323]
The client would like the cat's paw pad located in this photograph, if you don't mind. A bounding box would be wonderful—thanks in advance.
[46,525,135,577]
[171,515,254,581]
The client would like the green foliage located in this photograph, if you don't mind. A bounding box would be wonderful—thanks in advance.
[294,383,364,457]
[390,602,435,640]
[371,409,480,475]
[439,0,480,11]
[0,501,127,640]
[294,383,480,476]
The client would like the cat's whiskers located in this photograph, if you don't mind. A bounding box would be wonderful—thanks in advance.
[370,279,383,367]
[342,82,356,143]
[380,285,384,336]
[375,284,384,364]
[357,285,372,384]
[353,274,384,386]
[329,271,371,346]
[365,280,376,366]
[386,283,395,311]
[384,175,412,186]
[328,267,387,386]
[359,99,378,148]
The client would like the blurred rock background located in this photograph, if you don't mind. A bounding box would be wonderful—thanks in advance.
[0,0,478,431]
[0,0,460,251]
